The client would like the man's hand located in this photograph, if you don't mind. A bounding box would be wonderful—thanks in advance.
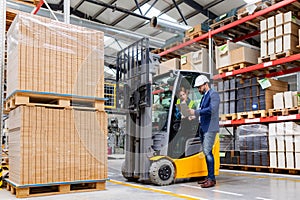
[188,109,195,115]
[188,116,195,121]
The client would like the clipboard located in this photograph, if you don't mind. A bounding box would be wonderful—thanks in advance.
[176,102,191,117]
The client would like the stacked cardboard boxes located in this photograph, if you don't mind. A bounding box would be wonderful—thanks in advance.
[260,11,300,58]
[180,48,210,73]
[273,91,299,109]
[269,122,300,169]
[6,13,107,188]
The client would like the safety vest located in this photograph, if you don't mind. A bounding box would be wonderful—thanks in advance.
[176,98,195,109]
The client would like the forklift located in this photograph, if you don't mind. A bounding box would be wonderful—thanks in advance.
[116,38,219,186]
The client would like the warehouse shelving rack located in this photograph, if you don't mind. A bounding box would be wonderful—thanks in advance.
[158,0,300,127]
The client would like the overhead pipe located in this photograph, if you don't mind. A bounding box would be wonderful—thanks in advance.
[150,16,192,34]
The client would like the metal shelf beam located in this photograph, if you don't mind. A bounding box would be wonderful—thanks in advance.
[213,53,300,80]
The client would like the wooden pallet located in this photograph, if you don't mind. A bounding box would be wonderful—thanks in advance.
[258,50,296,63]
[220,113,237,121]
[4,90,106,113]
[6,179,106,198]
[221,164,300,175]
[210,16,236,30]
[268,107,300,116]
[184,30,206,40]
[237,1,271,19]
[252,110,268,118]
[218,62,252,74]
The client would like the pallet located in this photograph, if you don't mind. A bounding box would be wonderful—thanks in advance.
[218,62,252,74]
[252,110,268,118]
[6,179,106,198]
[220,113,237,121]
[221,164,300,175]
[237,1,271,20]
[210,16,236,30]
[268,107,300,116]
[184,30,206,40]
[258,50,295,63]
[4,90,106,113]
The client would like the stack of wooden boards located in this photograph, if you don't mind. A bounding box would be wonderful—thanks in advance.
[5,12,107,198]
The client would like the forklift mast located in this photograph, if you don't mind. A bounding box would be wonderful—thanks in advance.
[116,38,160,181]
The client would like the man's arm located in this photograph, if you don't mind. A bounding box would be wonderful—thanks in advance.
[199,92,220,116]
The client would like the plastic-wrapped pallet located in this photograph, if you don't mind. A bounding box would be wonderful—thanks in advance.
[237,124,269,166]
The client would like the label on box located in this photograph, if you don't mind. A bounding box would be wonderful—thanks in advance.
[258,78,271,89]
[181,56,187,65]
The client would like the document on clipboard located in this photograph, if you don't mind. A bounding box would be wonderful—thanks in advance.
[176,102,191,117]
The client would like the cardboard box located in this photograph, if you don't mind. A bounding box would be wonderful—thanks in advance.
[267,16,275,28]
[295,152,300,169]
[275,13,284,25]
[285,135,294,152]
[181,49,210,72]
[283,34,299,52]
[269,151,277,168]
[295,136,300,152]
[260,41,268,57]
[185,24,202,37]
[268,38,275,55]
[160,58,180,74]
[273,92,284,109]
[286,152,294,169]
[268,136,276,151]
[230,46,259,65]
[284,91,294,108]
[275,25,283,37]
[277,151,285,168]
[284,11,300,25]
[276,135,285,151]
[269,123,276,136]
[260,19,267,31]
[268,28,275,39]
[275,36,283,53]
[215,41,242,69]
[283,22,300,35]
[276,122,285,135]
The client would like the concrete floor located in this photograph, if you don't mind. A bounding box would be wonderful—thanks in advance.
[1,157,300,200]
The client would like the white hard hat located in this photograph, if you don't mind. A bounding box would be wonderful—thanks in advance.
[194,75,209,87]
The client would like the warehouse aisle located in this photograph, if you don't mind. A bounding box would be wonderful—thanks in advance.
[1,158,300,200]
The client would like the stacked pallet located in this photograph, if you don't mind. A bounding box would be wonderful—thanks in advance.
[183,24,206,42]
[7,12,104,98]
[269,91,299,116]
[260,11,300,62]
[269,122,300,169]
[5,13,107,197]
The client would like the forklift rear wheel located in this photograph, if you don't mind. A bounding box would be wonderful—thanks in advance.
[121,161,139,182]
[149,159,175,186]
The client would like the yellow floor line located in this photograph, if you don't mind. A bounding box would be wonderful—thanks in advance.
[108,179,200,200]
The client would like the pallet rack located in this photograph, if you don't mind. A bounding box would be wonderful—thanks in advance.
[158,0,300,171]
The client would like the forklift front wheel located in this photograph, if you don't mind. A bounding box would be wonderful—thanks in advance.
[149,159,175,186]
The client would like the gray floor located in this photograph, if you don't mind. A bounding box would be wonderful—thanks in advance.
[1,157,300,200]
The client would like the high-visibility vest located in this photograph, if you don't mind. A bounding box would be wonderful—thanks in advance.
[176,98,195,109]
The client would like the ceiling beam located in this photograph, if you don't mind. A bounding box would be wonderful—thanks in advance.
[92,0,117,20]
[130,0,185,32]
[182,0,217,19]
[203,0,225,10]
[110,0,150,26]
[172,0,187,25]
[73,0,85,11]
[134,0,143,15]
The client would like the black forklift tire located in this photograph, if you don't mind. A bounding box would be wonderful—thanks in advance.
[149,159,175,186]
[121,161,139,182]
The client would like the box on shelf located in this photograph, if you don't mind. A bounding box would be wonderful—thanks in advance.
[286,152,294,169]
[276,135,285,151]
[284,11,300,25]
[277,151,286,168]
[185,24,202,37]
[283,34,299,52]
[275,25,283,37]
[268,28,275,39]
[275,36,283,53]
[268,38,275,55]
[283,22,300,35]
[160,58,180,74]
[269,151,277,168]
[275,13,284,25]
[295,136,300,152]
[180,49,210,73]
[267,16,275,28]
[268,136,276,151]
[230,46,260,65]
[260,19,268,31]
[260,41,268,57]
[295,152,300,169]
[215,41,242,69]
[285,135,294,152]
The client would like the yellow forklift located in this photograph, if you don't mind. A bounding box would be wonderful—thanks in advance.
[116,38,219,186]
